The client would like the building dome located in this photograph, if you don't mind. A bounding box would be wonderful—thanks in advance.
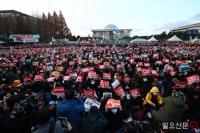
[104,24,118,29]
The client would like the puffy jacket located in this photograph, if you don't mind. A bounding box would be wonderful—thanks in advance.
[143,87,163,106]
[56,98,84,127]
[33,120,64,133]
[151,96,187,122]
[80,112,108,133]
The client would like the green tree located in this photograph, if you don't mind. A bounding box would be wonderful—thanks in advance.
[58,10,71,38]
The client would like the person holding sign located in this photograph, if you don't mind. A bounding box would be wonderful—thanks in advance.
[56,89,84,129]
[104,99,124,132]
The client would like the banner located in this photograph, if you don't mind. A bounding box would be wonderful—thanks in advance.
[187,75,200,85]
[9,34,40,43]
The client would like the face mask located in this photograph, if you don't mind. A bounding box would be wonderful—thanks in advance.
[111,108,118,114]
[184,72,187,75]
[91,80,95,85]
[143,78,147,82]
[152,93,158,97]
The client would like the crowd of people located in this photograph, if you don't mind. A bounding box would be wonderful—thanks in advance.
[0,42,200,133]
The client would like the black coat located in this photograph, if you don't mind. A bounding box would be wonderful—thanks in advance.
[80,112,108,133]
[104,110,124,132]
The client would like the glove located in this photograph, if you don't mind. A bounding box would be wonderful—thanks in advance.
[152,103,156,107]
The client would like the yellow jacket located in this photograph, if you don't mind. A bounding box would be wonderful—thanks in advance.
[143,87,163,106]
[11,80,21,92]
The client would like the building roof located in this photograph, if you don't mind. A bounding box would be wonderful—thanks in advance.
[148,36,158,42]
[167,35,183,42]
[0,10,38,19]
[104,24,118,29]
[171,23,200,32]
[92,24,131,32]
[92,29,131,32]
[130,38,148,43]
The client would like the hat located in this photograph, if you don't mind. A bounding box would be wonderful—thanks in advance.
[13,80,21,85]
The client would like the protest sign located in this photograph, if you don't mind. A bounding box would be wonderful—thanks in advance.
[99,80,110,89]
[52,87,65,99]
[105,99,121,110]
[187,75,200,85]
[84,98,101,111]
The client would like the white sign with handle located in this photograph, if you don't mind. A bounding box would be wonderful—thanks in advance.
[84,98,101,112]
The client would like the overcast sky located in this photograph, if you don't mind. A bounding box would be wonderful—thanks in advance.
[1,0,200,36]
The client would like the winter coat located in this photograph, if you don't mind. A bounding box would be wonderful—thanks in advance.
[151,96,187,123]
[137,76,153,98]
[56,98,84,127]
[80,112,108,133]
[104,110,124,132]
[143,87,163,106]
[33,120,65,133]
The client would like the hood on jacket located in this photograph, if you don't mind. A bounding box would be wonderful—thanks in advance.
[150,87,160,93]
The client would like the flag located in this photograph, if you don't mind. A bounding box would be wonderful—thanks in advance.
[113,29,120,34]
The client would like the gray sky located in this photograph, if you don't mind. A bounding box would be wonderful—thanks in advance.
[1,0,200,36]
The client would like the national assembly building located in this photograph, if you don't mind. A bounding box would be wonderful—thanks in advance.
[91,24,132,40]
